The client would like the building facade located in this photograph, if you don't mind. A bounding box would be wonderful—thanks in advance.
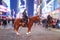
[42,0,60,18]
[42,0,60,14]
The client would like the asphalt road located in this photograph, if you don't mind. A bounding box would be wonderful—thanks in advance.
[0,23,60,40]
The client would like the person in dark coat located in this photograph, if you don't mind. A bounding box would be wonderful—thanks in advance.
[23,9,28,19]
[42,19,47,28]
[56,19,60,28]
[22,9,28,25]
[47,15,52,21]
[47,15,52,23]
[47,15,53,27]
[2,17,7,28]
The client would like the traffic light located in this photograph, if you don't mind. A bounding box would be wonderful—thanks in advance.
[0,0,2,5]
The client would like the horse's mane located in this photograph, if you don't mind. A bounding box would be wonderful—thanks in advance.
[28,15,40,22]
[29,15,39,18]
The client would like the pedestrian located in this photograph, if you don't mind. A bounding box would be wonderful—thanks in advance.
[3,17,7,28]
[42,19,47,28]
[11,9,15,27]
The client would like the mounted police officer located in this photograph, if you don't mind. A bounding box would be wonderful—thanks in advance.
[22,9,28,25]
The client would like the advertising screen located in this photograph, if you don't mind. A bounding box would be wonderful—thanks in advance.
[0,0,10,17]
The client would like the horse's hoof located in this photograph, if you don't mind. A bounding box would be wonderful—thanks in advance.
[16,32,20,35]
[29,32,31,33]
[26,33,29,35]
[26,32,31,35]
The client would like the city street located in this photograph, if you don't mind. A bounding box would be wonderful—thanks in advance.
[0,0,60,40]
[0,23,60,40]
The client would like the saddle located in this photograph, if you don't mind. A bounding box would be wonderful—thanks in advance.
[20,18,29,27]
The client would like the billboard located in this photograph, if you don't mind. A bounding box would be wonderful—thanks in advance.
[2,0,10,11]
[18,0,26,13]
[0,0,10,17]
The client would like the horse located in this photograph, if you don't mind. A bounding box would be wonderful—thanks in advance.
[14,15,41,35]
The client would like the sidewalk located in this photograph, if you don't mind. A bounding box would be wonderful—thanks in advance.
[0,23,14,29]
[48,28,60,32]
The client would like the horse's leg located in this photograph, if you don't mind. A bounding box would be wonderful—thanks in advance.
[14,25,20,35]
[26,23,33,35]
[26,27,31,35]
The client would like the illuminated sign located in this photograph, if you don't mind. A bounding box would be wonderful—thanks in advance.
[2,0,10,11]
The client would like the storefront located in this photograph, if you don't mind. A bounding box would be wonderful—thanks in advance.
[51,8,60,19]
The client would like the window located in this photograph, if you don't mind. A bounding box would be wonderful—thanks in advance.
[0,0,2,5]
[46,0,51,4]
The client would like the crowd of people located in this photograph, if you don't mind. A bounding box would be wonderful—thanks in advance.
[0,8,60,29]
[42,14,60,28]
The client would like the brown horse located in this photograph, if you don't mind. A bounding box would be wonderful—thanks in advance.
[14,15,41,35]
